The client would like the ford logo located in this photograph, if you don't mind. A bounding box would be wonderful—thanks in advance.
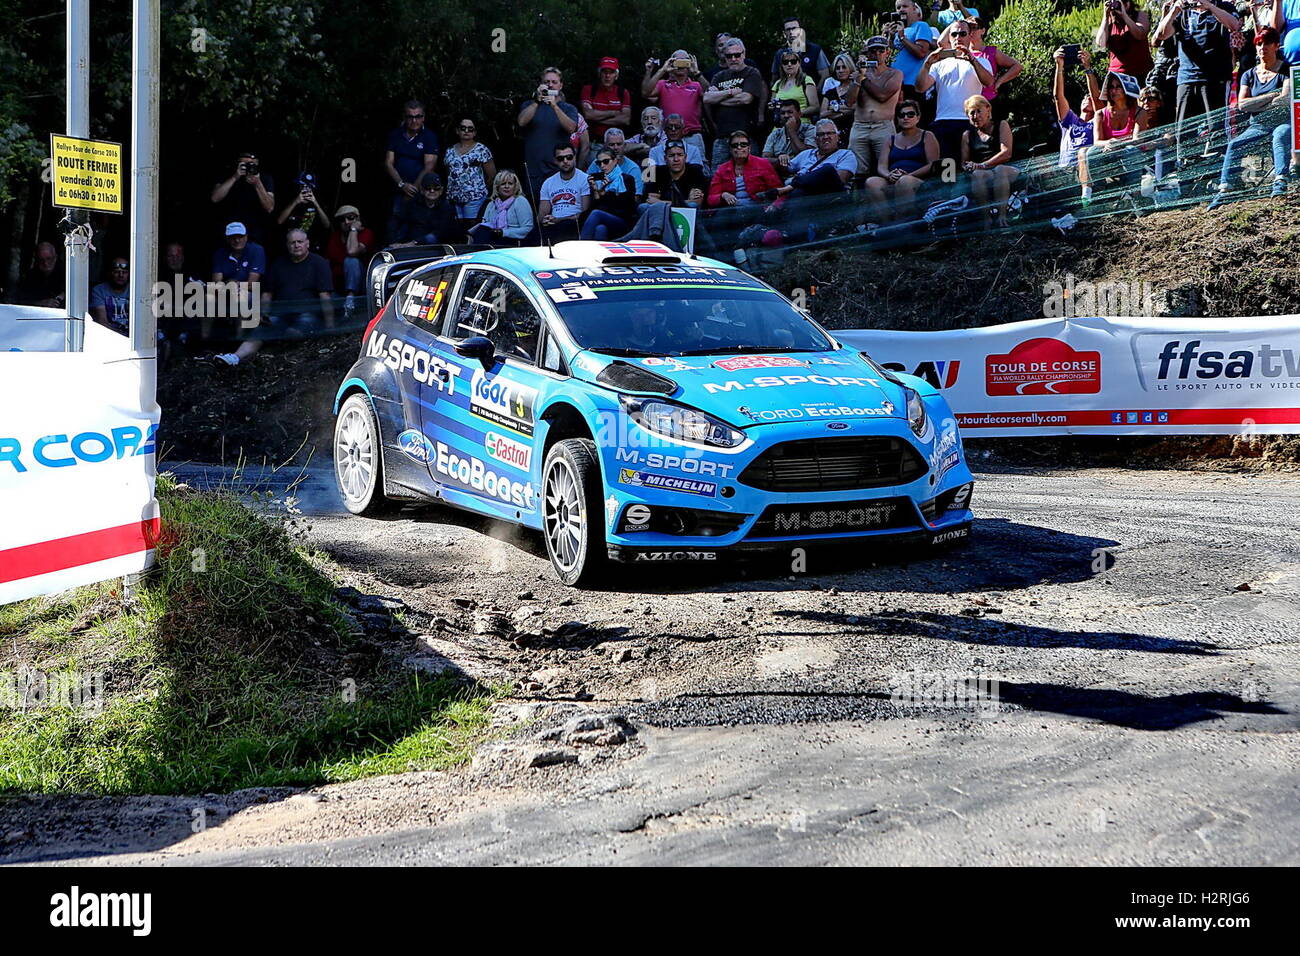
[826,421,849,430]
[398,428,435,463]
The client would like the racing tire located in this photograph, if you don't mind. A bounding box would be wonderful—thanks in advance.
[334,393,395,516]
[541,438,610,588]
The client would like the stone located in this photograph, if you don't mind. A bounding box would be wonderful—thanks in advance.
[526,747,578,768]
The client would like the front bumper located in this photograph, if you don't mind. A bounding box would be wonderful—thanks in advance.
[607,519,972,563]
[599,417,975,560]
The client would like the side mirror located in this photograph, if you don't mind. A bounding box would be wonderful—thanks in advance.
[454,335,496,368]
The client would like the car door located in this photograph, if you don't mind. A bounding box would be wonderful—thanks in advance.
[382,265,459,468]
[427,267,548,519]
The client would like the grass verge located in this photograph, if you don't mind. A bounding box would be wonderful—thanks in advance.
[0,475,497,795]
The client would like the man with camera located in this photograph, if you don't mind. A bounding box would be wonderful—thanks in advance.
[885,0,936,108]
[1154,0,1241,162]
[850,36,903,186]
[210,151,276,245]
[916,22,996,161]
[519,68,581,202]
[586,128,644,196]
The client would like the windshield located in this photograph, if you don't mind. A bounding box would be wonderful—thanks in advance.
[533,267,834,358]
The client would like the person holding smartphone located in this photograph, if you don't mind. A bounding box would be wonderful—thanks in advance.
[886,0,936,106]
[276,173,331,248]
[915,22,995,160]
[1052,47,1104,169]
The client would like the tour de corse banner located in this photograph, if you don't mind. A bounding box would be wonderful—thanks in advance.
[837,315,1300,437]
[0,314,161,605]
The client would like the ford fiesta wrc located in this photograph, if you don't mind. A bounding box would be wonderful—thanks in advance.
[333,240,974,586]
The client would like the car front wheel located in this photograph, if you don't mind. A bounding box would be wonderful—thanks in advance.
[334,393,393,516]
[541,438,609,587]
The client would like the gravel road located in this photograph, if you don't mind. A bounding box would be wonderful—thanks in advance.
[4,465,1297,865]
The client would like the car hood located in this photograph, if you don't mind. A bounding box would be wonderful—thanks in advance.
[580,349,910,428]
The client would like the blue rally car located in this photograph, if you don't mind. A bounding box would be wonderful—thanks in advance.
[333,240,973,585]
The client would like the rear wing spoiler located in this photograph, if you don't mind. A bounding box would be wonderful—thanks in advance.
[366,244,492,311]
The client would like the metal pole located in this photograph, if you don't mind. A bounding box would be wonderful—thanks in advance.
[129,0,159,355]
[64,0,90,352]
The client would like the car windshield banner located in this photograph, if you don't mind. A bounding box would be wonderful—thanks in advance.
[0,310,161,605]
[837,316,1300,436]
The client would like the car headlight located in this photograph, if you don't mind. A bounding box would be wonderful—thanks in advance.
[905,388,929,439]
[620,396,746,448]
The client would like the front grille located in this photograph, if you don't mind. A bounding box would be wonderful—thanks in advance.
[747,497,915,538]
[739,436,926,492]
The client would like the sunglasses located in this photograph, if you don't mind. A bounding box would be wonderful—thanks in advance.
[598,158,615,165]
[898,110,918,118]
[111,264,129,271]
[951,30,969,37]
[783,58,799,64]
[730,141,750,149]
[406,113,424,119]
[725,52,744,59]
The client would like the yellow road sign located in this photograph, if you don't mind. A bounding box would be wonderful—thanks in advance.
[50,134,124,213]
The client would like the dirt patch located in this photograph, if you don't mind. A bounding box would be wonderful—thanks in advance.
[158,335,359,466]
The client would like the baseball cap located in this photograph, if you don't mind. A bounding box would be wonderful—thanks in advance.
[599,56,619,70]
[866,35,888,50]
[224,222,247,236]
[335,204,360,219]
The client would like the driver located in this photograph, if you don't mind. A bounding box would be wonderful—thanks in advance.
[627,303,702,353]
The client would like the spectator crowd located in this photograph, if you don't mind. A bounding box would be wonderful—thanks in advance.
[8,3,1298,362]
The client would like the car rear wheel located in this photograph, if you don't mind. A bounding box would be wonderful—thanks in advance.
[334,393,393,516]
[541,438,609,587]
